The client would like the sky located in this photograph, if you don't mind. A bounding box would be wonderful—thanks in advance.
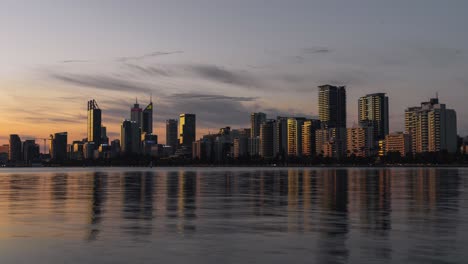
[1,0,468,145]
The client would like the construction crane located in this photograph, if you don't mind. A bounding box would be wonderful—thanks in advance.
[35,137,52,154]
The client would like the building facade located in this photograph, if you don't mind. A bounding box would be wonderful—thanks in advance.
[87,99,102,148]
[405,98,457,153]
[179,114,196,148]
[358,93,389,142]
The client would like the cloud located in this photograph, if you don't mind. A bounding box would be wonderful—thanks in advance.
[169,93,258,102]
[117,51,183,62]
[188,64,260,88]
[302,47,333,54]
[124,63,171,77]
[50,73,154,93]
[60,60,91,63]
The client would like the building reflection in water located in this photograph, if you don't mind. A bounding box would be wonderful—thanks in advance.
[122,171,154,237]
[87,171,107,241]
[0,167,465,262]
[405,168,461,263]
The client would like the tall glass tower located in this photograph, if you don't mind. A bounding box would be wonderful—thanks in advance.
[87,99,102,148]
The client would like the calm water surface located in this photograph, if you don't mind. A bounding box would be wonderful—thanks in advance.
[0,167,467,264]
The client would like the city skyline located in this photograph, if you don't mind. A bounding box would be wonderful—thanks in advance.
[1,1,468,145]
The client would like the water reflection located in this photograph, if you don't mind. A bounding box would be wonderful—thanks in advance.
[0,168,465,263]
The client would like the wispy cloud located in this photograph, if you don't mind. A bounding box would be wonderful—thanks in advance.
[188,64,260,88]
[60,60,91,63]
[169,93,258,102]
[50,73,154,93]
[302,47,333,54]
[116,50,183,62]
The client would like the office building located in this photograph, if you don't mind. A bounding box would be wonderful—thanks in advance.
[358,93,389,141]
[405,98,457,153]
[101,126,109,145]
[131,99,143,130]
[142,100,153,134]
[50,132,68,161]
[248,137,260,156]
[22,140,39,164]
[287,117,306,156]
[166,119,178,153]
[83,142,96,159]
[179,114,196,148]
[260,119,276,158]
[302,119,321,156]
[87,99,102,148]
[121,120,140,154]
[250,112,267,138]
[9,134,22,162]
[142,133,158,156]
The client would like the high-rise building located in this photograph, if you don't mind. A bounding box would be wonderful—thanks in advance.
[346,127,373,157]
[131,99,143,130]
[101,126,109,145]
[110,139,121,158]
[405,98,457,153]
[22,140,39,164]
[8,134,22,162]
[166,119,178,152]
[260,119,276,158]
[318,85,346,129]
[250,112,267,138]
[316,128,347,159]
[302,119,321,156]
[142,134,158,156]
[275,116,288,158]
[382,132,412,157]
[121,120,140,154]
[358,93,389,141]
[50,132,68,161]
[318,85,347,158]
[87,99,102,148]
[179,114,196,148]
[287,117,306,156]
[142,100,153,134]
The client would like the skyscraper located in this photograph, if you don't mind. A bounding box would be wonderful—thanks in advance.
[260,119,276,158]
[250,112,267,138]
[8,134,22,162]
[50,132,68,161]
[318,85,347,158]
[142,100,153,134]
[87,99,102,148]
[405,98,457,153]
[121,120,141,154]
[358,93,389,141]
[287,117,306,156]
[318,85,346,129]
[179,114,196,148]
[275,116,288,158]
[131,99,143,130]
[166,119,178,152]
[22,140,39,164]
[302,119,321,156]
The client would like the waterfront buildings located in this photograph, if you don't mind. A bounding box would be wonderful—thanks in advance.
[87,99,102,148]
[358,93,389,142]
[179,114,196,149]
[405,98,457,153]
[50,132,68,161]
[166,119,178,153]
[9,134,22,162]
